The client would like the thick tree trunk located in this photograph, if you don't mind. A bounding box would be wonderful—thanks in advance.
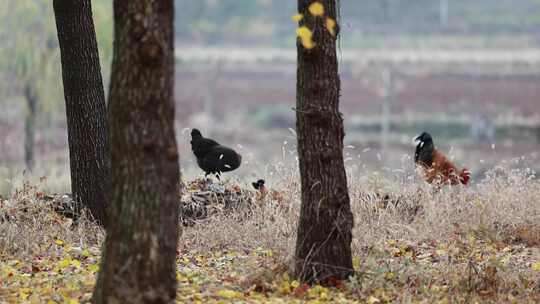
[294,0,354,283]
[53,0,110,227]
[92,0,180,303]
[23,83,36,172]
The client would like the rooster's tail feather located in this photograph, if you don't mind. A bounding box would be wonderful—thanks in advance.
[459,168,471,185]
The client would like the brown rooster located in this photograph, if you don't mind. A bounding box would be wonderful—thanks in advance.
[414,132,470,186]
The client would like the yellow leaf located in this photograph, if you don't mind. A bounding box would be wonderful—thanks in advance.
[82,249,91,257]
[353,256,361,270]
[278,280,291,295]
[58,258,71,269]
[320,291,328,300]
[177,273,187,282]
[291,280,300,289]
[368,296,381,304]
[296,26,315,50]
[326,18,336,36]
[308,2,324,16]
[292,13,303,22]
[67,299,79,304]
[88,264,99,273]
[532,261,540,271]
[54,239,64,246]
[19,292,30,300]
[435,249,447,256]
[71,259,81,268]
[19,288,31,300]
[217,289,243,299]
[296,26,312,39]
[384,271,396,280]
[301,38,315,49]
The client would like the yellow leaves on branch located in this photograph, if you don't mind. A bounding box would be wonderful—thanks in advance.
[296,26,315,49]
[308,2,324,16]
[292,13,303,22]
[293,2,338,49]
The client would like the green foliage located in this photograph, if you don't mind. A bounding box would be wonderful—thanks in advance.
[0,0,113,124]
[92,0,113,84]
[0,0,59,102]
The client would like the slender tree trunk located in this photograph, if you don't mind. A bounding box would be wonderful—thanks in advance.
[439,0,449,27]
[294,0,354,284]
[53,0,110,227]
[23,83,37,172]
[381,69,393,157]
[93,0,180,303]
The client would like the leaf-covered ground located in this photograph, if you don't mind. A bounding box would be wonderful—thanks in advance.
[1,228,539,303]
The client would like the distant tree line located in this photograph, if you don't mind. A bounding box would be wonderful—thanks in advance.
[174,0,540,44]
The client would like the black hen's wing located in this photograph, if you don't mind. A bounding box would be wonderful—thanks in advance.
[199,146,241,174]
[191,137,219,159]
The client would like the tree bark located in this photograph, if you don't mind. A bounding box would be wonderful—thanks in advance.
[23,83,37,172]
[294,0,354,284]
[53,0,110,227]
[92,0,180,303]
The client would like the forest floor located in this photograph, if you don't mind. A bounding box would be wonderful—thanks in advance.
[1,168,540,303]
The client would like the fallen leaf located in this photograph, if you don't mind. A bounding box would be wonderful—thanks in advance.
[217,289,243,299]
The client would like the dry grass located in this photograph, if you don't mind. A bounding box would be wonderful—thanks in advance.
[1,158,539,302]
[181,160,540,254]
[0,181,103,259]
[178,160,540,301]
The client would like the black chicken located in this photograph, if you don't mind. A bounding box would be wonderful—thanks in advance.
[190,129,242,178]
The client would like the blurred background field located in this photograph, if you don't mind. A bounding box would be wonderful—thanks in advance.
[1,0,540,196]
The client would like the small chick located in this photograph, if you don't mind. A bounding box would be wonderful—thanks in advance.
[252,179,285,204]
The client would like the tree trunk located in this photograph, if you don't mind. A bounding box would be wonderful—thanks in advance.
[439,0,449,27]
[92,0,180,303]
[381,69,393,158]
[53,0,110,227]
[23,83,37,172]
[294,0,354,284]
